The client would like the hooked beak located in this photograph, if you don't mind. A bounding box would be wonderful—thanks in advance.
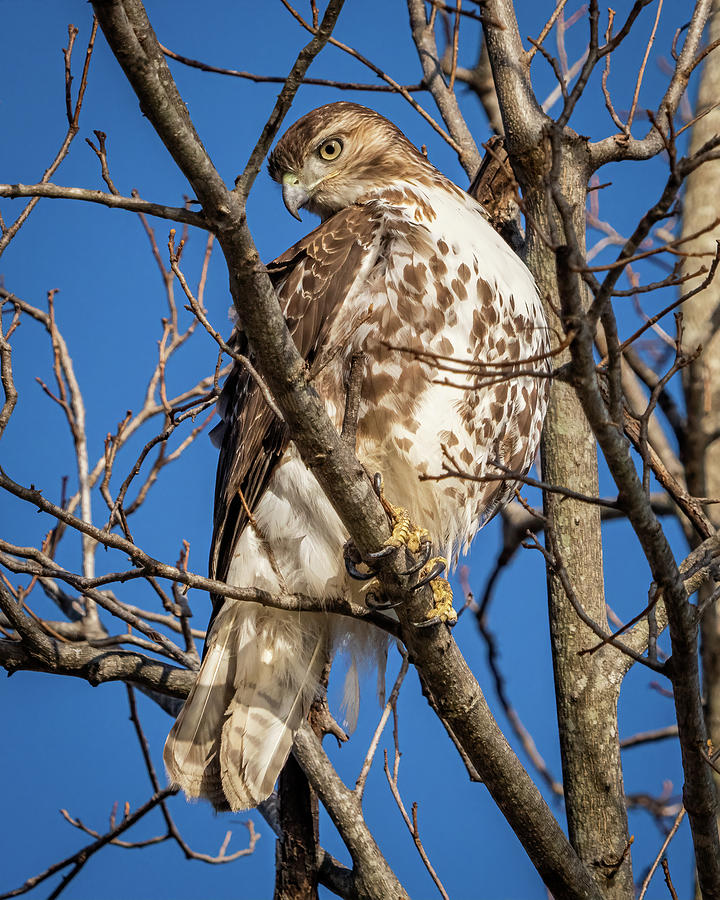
[282,173,309,221]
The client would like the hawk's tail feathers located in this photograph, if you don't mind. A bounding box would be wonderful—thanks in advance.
[164,603,326,812]
[163,603,252,807]
[219,622,325,810]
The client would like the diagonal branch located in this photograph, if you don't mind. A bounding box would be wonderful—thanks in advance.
[161,41,423,92]
[234,0,347,199]
[590,0,714,166]
[406,0,481,177]
[294,722,409,900]
[479,0,548,154]
[0,788,176,900]
[552,224,720,893]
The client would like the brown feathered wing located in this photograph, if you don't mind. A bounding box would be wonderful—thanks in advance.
[163,205,384,809]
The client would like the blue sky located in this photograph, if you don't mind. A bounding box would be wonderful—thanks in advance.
[0,1,699,897]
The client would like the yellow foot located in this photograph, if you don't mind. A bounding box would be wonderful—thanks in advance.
[419,557,457,626]
[383,504,431,554]
[350,474,455,626]
[375,474,430,555]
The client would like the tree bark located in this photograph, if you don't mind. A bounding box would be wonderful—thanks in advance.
[680,4,720,895]
[90,4,605,897]
[275,755,320,900]
[523,142,634,898]
[479,2,634,886]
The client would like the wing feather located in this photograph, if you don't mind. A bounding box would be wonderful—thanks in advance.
[208,204,384,620]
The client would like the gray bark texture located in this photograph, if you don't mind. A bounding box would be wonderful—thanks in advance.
[480,2,633,891]
[526,143,633,900]
[87,2,606,897]
[680,3,720,893]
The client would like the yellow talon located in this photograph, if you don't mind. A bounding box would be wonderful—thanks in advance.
[420,557,457,625]
[374,474,430,555]
[383,505,430,554]
[368,475,455,626]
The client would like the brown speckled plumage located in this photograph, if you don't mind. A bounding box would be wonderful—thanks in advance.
[165,102,550,812]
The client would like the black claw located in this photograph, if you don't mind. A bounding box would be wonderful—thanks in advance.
[398,539,433,576]
[344,555,375,581]
[344,543,376,580]
[414,615,442,628]
[373,472,383,497]
[365,544,396,562]
[411,558,446,591]
[365,591,405,611]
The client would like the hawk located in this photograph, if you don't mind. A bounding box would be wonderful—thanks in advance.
[164,102,550,811]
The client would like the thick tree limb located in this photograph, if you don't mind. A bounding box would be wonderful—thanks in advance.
[479,0,547,155]
[679,3,720,875]
[293,723,409,900]
[553,234,720,896]
[0,636,194,696]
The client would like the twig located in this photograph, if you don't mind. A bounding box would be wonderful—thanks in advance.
[612,241,720,357]
[448,1,462,91]
[626,0,664,131]
[85,130,120,194]
[619,724,678,749]
[279,0,465,158]
[636,806,686,900]
[527,0,569,62]
[0,788,177,900]
[661,858,679,900]
[422,453,620,509]
[234,0,347,198]
[0,19,98,258]
[168,231,284,420]
[0,306,19,439]
[538,526,664,672]
[600,10,626,131]
[355,649,409,797]
[59,808,166,849]
[0,488,403,638]
[465,563,564,797]
[159,42,424,92]
[383,709,450,900]
[0,183,206,227]
[126,685,260,863]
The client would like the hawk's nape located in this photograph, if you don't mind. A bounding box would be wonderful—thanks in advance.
[164,102,550,811]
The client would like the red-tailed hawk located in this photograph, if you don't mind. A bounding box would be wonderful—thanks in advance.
[164,102,550,811]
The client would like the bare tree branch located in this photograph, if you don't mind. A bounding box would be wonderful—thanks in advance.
[0,182,207,227]
[590,0,714,167]
[406,0,482,177]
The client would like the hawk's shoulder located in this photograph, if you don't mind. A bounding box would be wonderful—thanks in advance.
[209,202,386,595]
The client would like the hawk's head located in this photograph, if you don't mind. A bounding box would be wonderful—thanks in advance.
[268,102,431,220]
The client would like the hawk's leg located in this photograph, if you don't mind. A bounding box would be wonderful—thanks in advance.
[369,473,432,565]
[343,474,432,582]
[344,474,457,625]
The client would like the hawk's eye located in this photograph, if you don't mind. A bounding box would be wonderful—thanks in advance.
[318,139,343,161]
